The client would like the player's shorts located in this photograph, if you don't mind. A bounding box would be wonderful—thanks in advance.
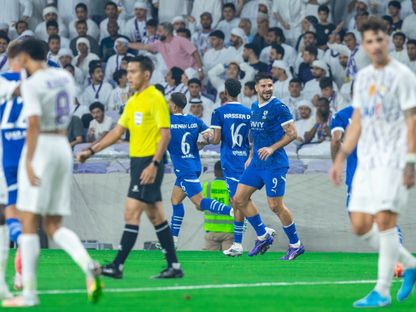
[224,173,242,198]
[239,163,288,198]
[17,135,72,216]
[346,183,352,209]
[3,165,18,206]
[349,167,408,215]
[128,156,164,204]
[174,172,202,198]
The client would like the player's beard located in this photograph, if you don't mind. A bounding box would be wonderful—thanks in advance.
[260,91,272,102]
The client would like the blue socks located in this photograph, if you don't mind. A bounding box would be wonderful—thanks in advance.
[6,218,22,243]
[246,214,267,237]
[283,222,300,246]
[200,198,232,216]
[171,203,185,237]
[234,221,244,244]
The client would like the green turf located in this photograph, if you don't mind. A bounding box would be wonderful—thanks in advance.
[3,250,416,311]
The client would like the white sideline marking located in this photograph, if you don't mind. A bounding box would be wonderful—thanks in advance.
[36,279,386,296]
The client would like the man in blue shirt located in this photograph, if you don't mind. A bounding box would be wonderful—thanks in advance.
[233,73,305,260]
[0,43,25,291]
[168,92,234,247]
[210,78,260,256]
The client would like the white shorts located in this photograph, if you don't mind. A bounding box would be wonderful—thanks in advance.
[0,165,6,205]
[349,167,408,215]
[17,135,72,216]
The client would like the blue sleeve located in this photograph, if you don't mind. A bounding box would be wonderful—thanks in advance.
[330,110,347,132]
[198,117,209,133]
[210,109,221,128]
[277,102,293,126]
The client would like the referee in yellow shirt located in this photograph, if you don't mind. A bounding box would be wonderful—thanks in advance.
[77,55,183,279]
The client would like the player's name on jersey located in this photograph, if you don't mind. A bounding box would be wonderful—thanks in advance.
[3,129,26,141]
[171,123,199,129]
[223,113,251,120]
[181,154,196,159]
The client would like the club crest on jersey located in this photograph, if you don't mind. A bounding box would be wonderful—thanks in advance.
[262,111,268,120]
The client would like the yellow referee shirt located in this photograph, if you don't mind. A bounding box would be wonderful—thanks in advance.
[118,85,170,157]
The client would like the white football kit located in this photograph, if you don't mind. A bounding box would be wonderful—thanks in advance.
[349,59,416,214]
[17,68,75,216]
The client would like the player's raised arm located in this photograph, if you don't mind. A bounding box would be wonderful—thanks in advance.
[404,107,416,189]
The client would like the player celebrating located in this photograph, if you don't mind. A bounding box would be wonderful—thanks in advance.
[0,42,26,290]
[330,17,416,308]
[168,92,234,246]
[209,78,252,257]
[233,73,304,259]
[2,39,102,308]
[77,55,183,279]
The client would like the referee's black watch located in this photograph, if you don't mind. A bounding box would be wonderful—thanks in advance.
[152,160,160,167]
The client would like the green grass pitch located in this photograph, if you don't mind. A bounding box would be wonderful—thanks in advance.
[4,250,416,311]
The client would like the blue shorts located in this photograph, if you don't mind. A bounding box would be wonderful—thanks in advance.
[224,173,242,198]
[239,163,288,198]
[3,166,18,206]
[174,172,202,198]
[346,183,352,209]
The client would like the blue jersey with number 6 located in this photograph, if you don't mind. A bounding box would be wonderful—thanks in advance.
[168,114,209,177]
[211,102,251,175]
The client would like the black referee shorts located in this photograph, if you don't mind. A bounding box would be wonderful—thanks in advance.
[128,156,164,204]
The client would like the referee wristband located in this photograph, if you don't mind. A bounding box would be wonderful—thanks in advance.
[405,153,416,164]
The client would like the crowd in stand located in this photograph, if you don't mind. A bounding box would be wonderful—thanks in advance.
[1,0,416,152]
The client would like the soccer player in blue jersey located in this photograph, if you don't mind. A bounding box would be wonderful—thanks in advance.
[210,78,266,257]
[168,92,234,246]
[233,73,305,259]
[0,42,25,290]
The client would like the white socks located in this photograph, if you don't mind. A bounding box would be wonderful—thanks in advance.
[53,227,93,278]
[375,228,399,297]
[19,234,40,300]
[359,224,380,250]
[0,226,8,285]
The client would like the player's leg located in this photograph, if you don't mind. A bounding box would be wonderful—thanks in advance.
[102,197,143,278]
[5,205,22,289]
[43,215,102,303]
[170,184,186,246]
[0,204,11,299]
[142,201,183,278]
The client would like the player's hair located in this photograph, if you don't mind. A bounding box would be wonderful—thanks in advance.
[89,101,105,112]
[319,77,333,90]
[75,2,88,11]
[146,19,158,28]
[89,63,102,75]
[225,78,241,98]
[15,20,28,30]
[223,3,236,12]
[17,38,47,61]
[154,83,165,95]
[129,55,154,77]
[7,41,21,59]
[105,1,117,9]
[48,34,60,43]
[160,22,173,34]
[244,43,260,58]
[113,69,127,84]
[359,16,388,35]
[46,20,59,29]
[244,80,255,90]
[76,20,88,27]
[254,72,273,84]
[407,39,416,47]
[289,78,302,86]
[304,46,318,57]
[176,28,191,39]
[270,43,285,57]
[268,27,285,43]
[0,34,10,44]
[318,4,330,14]
[188,78,201,87]
[393,31,406,40]
[170,92,187,109]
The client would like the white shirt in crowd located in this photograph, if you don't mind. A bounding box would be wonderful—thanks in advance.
[155,0,187,23]
[191,0,222,28]
[104,53,134,82]
[352,58,416,170]
[260,44,297,68]
[124,17,148,42]
[108,86,130,112]
[0,52,9,73]
[35,19,69,42]
[402,12,416,41]
[89,115,115,140]
[68,19,100,40]
[99,17,125,41]
[273,77,291,100]
[72,52,100,78]
[203,47,235,73]
[216,18,241,45]
[79,81,113,109]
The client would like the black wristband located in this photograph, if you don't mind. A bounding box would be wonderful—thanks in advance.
[88,147,95,155]
[152,160,160,167]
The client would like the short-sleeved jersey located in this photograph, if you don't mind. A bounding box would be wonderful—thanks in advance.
[250,97,293,169]
[353,59,416,170]
[0,72,26,169]
[118,85,170,157]
[211,102,251,174]
[21,68,75,132]
[330,105,357,187]
[168,114,209,176]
